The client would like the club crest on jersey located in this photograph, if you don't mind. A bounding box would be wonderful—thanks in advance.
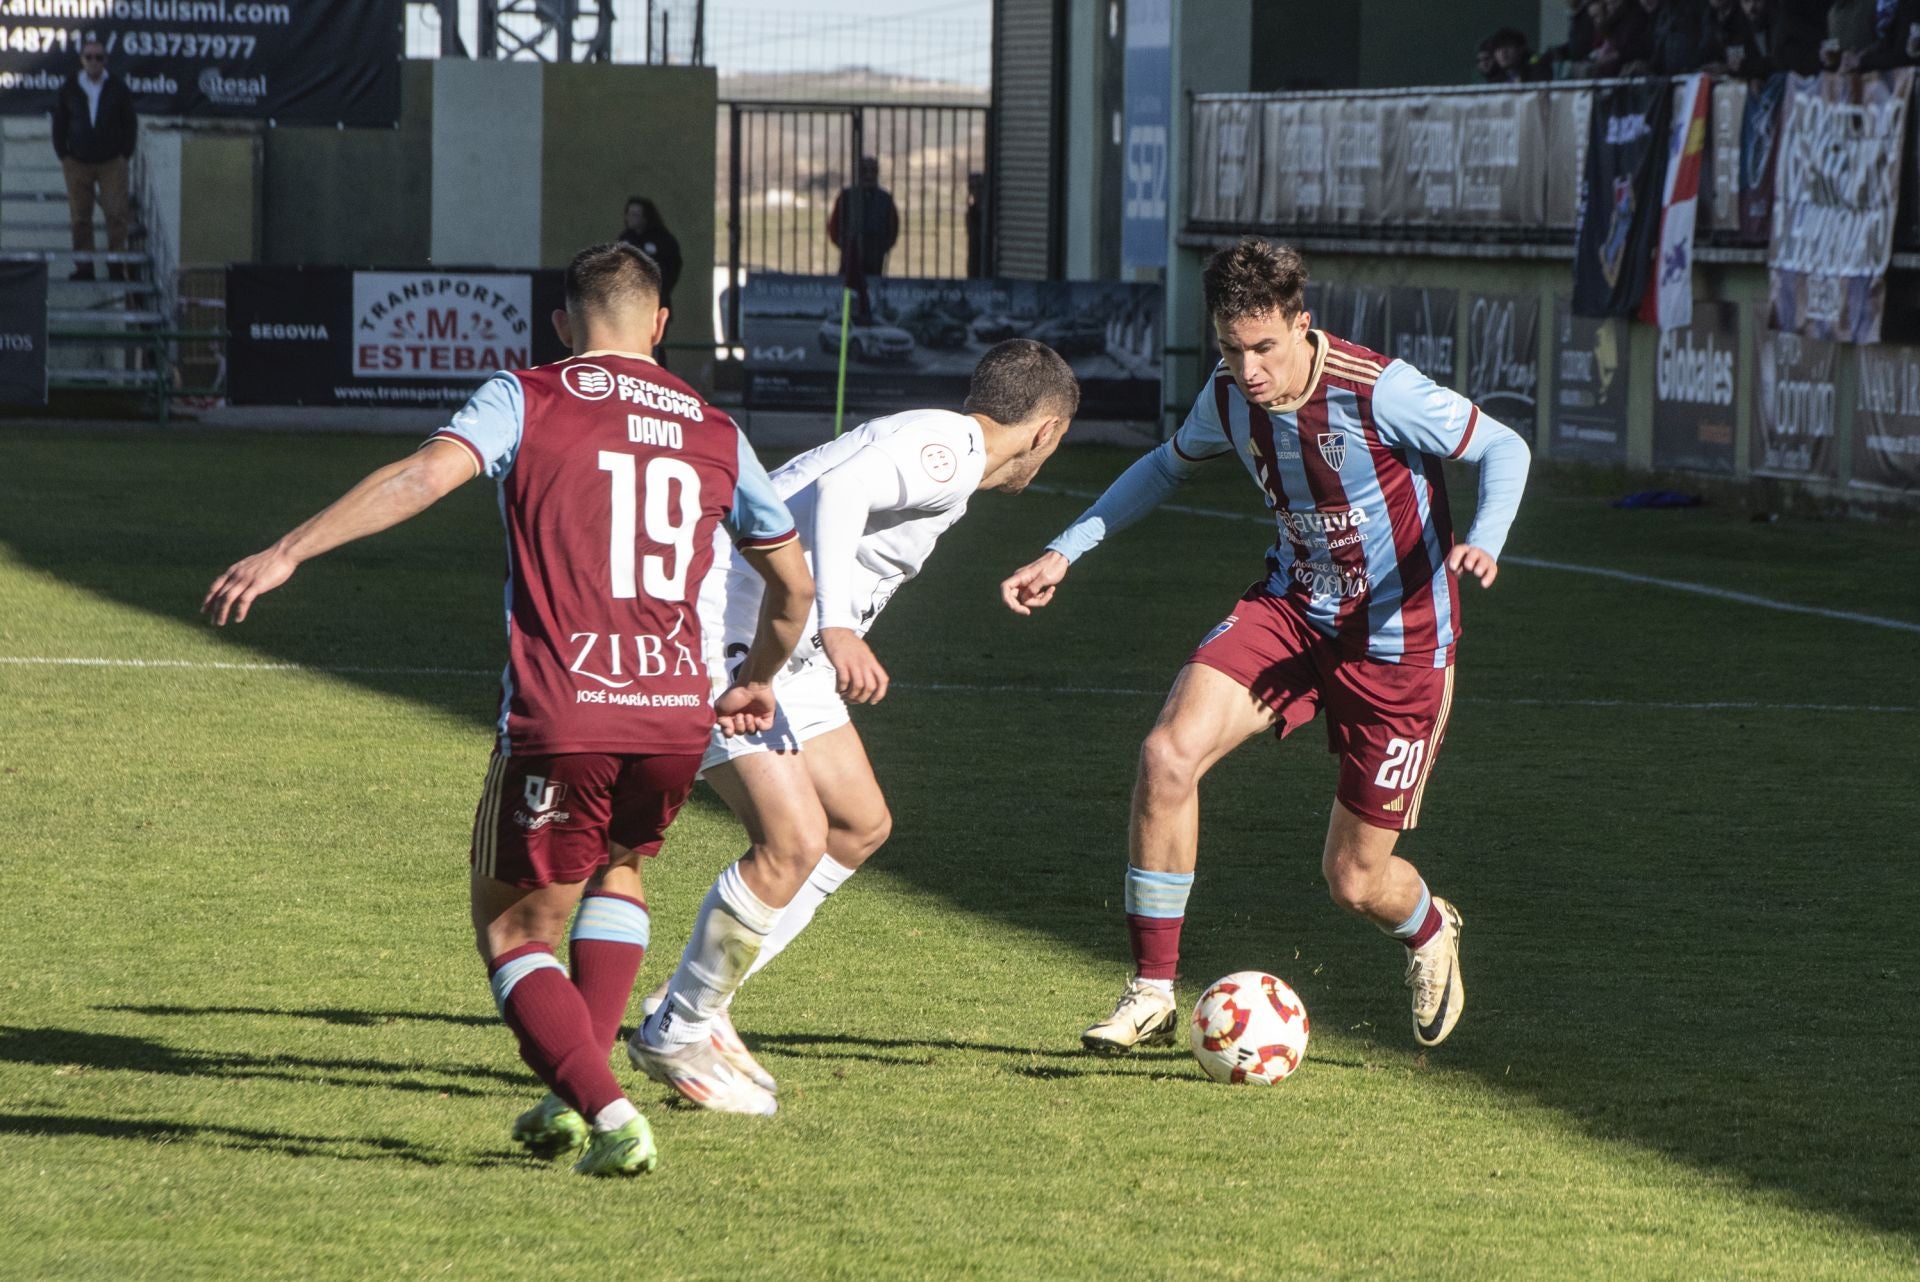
[921,443,958,482]
[1317,431,1348,469]
[562,363,615,400]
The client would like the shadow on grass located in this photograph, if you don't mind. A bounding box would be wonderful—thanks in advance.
[102,1003,496,1029]
[4,432,1918,1240]
[0,1111,516,1169]
[0,1025,525,1099]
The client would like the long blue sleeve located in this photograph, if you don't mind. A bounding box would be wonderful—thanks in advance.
[1458,417,1530,561]
[1045,440,1197,563]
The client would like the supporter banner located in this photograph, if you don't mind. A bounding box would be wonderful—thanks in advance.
[1770,70,1913,344]
[1120,0,1171,267]
[1258,97,1329,226]
[1651,300,1737,474]
[1573,79,1671,318]
[1739,74,1788,242]
[0,261,46,405]
[1753,317,1839,481]
[1546,88,1590,230]
[1852,343,1920,490]
[1706,78,1746,234]
[740,273,1162,421]
[1189,98,1259,225]
[1386,286,1457,388]
[1465,291,1538,441]
[1552,297,1629,464]
[1640,75,1709,331]
[1387,90,1546,227]
[1328,96,1386,226]
[0,0,402,125]
[227,265,566,407]
[1308,282,1388,354]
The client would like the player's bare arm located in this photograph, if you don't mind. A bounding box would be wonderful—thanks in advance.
[717,539,813,736]
[201,438,477,625]
[999,549,1069,615]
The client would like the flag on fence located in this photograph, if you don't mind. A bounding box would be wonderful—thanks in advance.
[1639,74,1710,332]
[1573,79,1672,318]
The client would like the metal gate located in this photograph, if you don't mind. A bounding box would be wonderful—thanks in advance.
[723,101,989,340]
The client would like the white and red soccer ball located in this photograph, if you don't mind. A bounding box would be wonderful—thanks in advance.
[1189,971,1310,1085]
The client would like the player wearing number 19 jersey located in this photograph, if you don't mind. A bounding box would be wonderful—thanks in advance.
[1000,238,1531,1053]
[203,244,813,1175]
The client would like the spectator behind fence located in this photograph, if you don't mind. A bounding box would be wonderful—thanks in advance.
[1542,0,1601,73]
[1586,0,1655,75]
[1732,0,1827,73]
[1825,0,1882,66]
[1475,36,1501,80]
[1624,0,1713,74]
[1847,0,1920,67]
[1487,28,1553,80]
[1699,0,1754,72]
[828,156,900,323]
[51,39,136,283]
[965,171,988,278]
[618,196,682,360]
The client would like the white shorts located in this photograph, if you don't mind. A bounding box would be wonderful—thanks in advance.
[700,652,851,774]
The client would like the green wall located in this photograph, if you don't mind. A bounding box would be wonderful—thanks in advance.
[1251,0,1542,90]
[261,59,434,266]
[178,132,259,264]
[540,64,717,352]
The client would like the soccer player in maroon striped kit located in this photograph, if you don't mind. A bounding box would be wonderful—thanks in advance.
[1002,239,1531,1055]
[204,243,813,1175]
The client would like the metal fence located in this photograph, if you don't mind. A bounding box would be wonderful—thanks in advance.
[721,101,989,337]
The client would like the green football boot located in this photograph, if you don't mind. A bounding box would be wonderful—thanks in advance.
[572,1115,659,1178]
[510,1092,589,1160]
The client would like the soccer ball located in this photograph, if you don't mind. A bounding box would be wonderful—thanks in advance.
[1189,970,1310,1085]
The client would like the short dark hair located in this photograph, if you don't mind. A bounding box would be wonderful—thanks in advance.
[964,338,1080,423]
[1489,27,1528,50]
[564,241,662,315]
[1202,237,1308,325]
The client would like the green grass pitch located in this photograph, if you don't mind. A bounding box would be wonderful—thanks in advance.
[0,426,1915,1280]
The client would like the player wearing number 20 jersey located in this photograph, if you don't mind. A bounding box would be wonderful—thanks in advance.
[433,354,795,759]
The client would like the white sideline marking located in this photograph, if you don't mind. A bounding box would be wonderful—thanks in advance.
[1026,484,1920,636]
[0,657,1910,714]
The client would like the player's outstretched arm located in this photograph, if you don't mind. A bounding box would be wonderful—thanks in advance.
[999,550,1070,615]
[201,439,477,626]
[718,540,814,736]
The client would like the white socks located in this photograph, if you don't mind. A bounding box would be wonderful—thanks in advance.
[743,854,856,982]
[648,861,780,1046]
[593,1098,640,1133]
[1139,977,1174,997]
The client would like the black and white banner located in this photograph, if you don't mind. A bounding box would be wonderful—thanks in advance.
[1573,79,1671,318]
[1306,282,1387,354]
[1464,291,1538,441]
[0,0,401,125]
[0,260,47,405]
[227,265,566,407]
[1769,70,1913,344]
[1752,316,1838,481]
[1552,297,1629,464]
[1650,301,1737,474]
[1386,286,1456,389]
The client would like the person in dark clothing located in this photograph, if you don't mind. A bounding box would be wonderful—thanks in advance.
[1476,36,1502,80]
[1543,0,1601,71]
[1625,0,1712,74]
[1848,0,1920,68]
[965,171,988,278]
[1699,0,1753,71]
[1733,0,1826,74]
[50,39,136,282]
[1587,0,1655,75]
[617,196,682,362]
[828,156,900,323]
[1488,28,1553,80]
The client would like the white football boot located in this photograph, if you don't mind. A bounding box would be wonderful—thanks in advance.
[627,1017,778,1117]
[1080,977,1179,1055]
[642,985,778,1094]
[1406,897,1465,1047]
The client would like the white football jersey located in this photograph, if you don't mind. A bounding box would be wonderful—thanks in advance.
[699,408,987,671]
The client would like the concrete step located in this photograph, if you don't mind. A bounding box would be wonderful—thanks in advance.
[50,368,163,387]
[50,307,166,327]
[0,227,150,252]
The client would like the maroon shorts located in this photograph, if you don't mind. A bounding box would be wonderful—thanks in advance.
[469,751,703,889]
[1187,589,1456,831]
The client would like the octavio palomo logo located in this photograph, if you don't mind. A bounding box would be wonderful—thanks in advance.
[351,273,534,379]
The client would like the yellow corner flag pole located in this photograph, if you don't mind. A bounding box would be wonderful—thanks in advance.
[833,286,853,438]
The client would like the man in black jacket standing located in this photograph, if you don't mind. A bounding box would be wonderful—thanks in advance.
[52,39,137,282]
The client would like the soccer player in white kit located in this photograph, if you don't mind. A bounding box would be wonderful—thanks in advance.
[626,339,1081,1114]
